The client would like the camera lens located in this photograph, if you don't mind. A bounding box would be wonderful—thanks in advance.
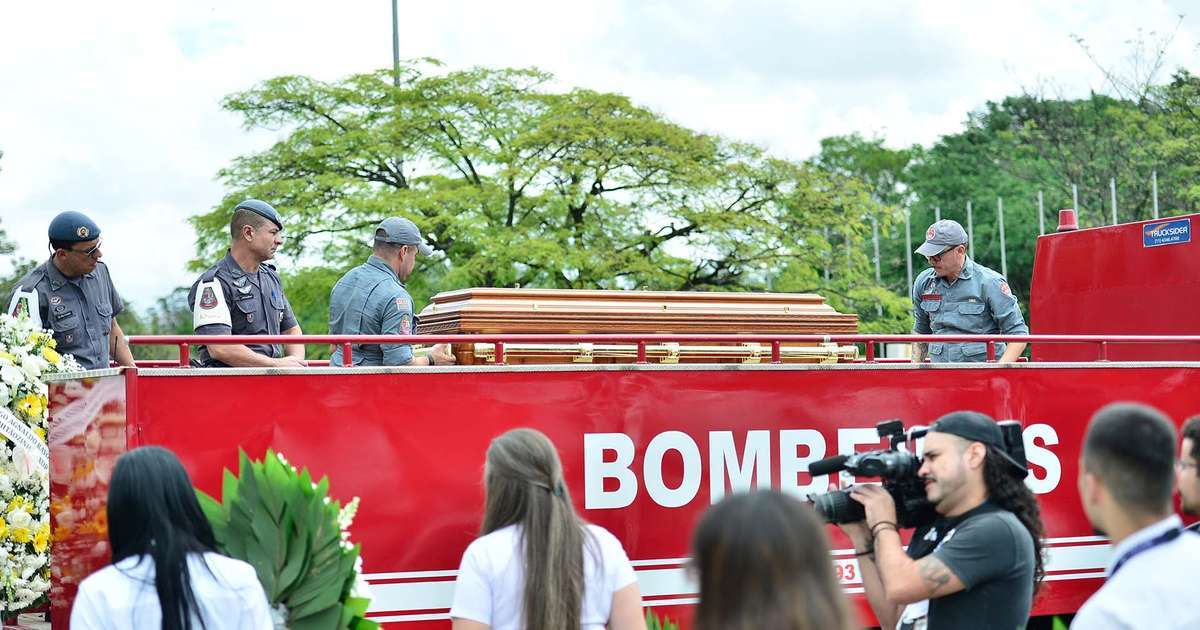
[810,489,865,524]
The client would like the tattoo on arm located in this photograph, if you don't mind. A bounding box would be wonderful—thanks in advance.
[918,556,953,594]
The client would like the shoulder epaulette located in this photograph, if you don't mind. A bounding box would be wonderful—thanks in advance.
[21,265,48,287]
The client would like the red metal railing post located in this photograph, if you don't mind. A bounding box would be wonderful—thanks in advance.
[1098,341,1108,361]
[865,340,875,363]
[495,342,506,365]
[342,343,353,364]
[636,341,647,364]
[771,341,782,364]
[178,343,189,368]
[986,342,996,362]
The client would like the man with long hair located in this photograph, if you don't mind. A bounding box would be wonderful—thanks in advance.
[1072,403,1200,628]
[839,411,1044,630]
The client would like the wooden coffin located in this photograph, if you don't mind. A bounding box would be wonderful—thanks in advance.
[416,288,859,365]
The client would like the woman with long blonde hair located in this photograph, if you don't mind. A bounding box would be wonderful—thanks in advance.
[450,428,646,630]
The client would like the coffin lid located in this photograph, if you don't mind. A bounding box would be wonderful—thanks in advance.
[416,288,858,334]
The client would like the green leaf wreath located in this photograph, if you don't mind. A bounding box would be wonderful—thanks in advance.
[196,449,378,630]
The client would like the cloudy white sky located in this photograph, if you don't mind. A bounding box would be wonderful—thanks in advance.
[2,0,1199,308]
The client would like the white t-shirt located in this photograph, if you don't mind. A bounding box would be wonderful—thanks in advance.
[450,523,638,630]
[1071,515,1200,630]
[70,551,274,630]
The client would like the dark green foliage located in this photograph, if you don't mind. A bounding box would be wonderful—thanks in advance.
[196,449,378,630]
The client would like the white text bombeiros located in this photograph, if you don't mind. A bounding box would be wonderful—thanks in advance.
[583,425,1061,509]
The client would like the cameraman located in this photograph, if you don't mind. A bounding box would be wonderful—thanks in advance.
[837,411,1045,630]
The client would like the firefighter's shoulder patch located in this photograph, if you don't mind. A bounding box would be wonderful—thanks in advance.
[193,279,231,329]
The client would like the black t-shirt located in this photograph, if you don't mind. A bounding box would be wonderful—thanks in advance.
[900,502,1035,630]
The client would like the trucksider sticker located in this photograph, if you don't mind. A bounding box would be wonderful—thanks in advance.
[1143,217,1191,248]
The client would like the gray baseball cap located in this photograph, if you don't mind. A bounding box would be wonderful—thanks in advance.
[375,217,433,255]
[915,219,968,256]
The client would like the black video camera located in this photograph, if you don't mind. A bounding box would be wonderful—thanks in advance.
[808,418,1030,528]
[808,420,936,528]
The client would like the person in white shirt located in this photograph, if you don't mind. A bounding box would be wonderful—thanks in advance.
[449,428,646,630]
[70,446,273,630]
[1072,403,1200,630]
[691,490,854,630]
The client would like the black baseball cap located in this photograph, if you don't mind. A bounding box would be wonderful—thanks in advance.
[930,411,1027,477]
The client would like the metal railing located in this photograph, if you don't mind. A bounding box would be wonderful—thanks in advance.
[124,333,1200,368]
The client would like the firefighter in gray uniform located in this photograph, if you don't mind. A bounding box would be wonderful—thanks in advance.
[912,219,1029,363]
[328,217,455,366]
[188,200,306,368]
[7,211,134,369]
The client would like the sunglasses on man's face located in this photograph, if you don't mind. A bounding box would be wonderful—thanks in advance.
[67,239,103,258]
[928,246,959,262]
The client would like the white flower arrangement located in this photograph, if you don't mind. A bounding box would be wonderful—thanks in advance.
[0,313,82,612]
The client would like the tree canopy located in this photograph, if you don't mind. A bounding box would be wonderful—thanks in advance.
[190,61,897,341]
[9,38,1193,350]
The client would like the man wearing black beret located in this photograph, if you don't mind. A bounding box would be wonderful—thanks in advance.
[187,199,306,367]
[7,211,135,369]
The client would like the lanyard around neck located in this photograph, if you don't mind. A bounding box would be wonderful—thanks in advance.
[1110,527,1182,577]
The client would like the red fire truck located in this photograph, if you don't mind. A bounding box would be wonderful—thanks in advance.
[47,212,1200,628]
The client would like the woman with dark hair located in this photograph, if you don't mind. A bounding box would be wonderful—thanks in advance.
[691,490,854,630]
[70,446,272,629]
[449,428,646,630]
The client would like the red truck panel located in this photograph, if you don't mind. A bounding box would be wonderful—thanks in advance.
[1030,215,1200,360]
[49,363,1200,628]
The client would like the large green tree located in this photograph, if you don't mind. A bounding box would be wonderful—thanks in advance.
[808,134,917,332]
[191,62,893,338]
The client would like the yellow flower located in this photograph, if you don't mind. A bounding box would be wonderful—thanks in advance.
[6,497,24,513]
[0,516,7,539]
[32,525,49,554]
[0,352,15,364]
[34,427,45,441]
[10,527,30,544]
[41,347,61,365]
[15,394,44,419]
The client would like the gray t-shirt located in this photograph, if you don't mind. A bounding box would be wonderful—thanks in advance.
[902,507,1035,630]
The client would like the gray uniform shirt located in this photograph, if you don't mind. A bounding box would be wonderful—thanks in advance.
[911,257,1029,362]
[902,507,1035,630]
[327,256,416,366]
[188,252,297,367]
[8,258,123,370]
